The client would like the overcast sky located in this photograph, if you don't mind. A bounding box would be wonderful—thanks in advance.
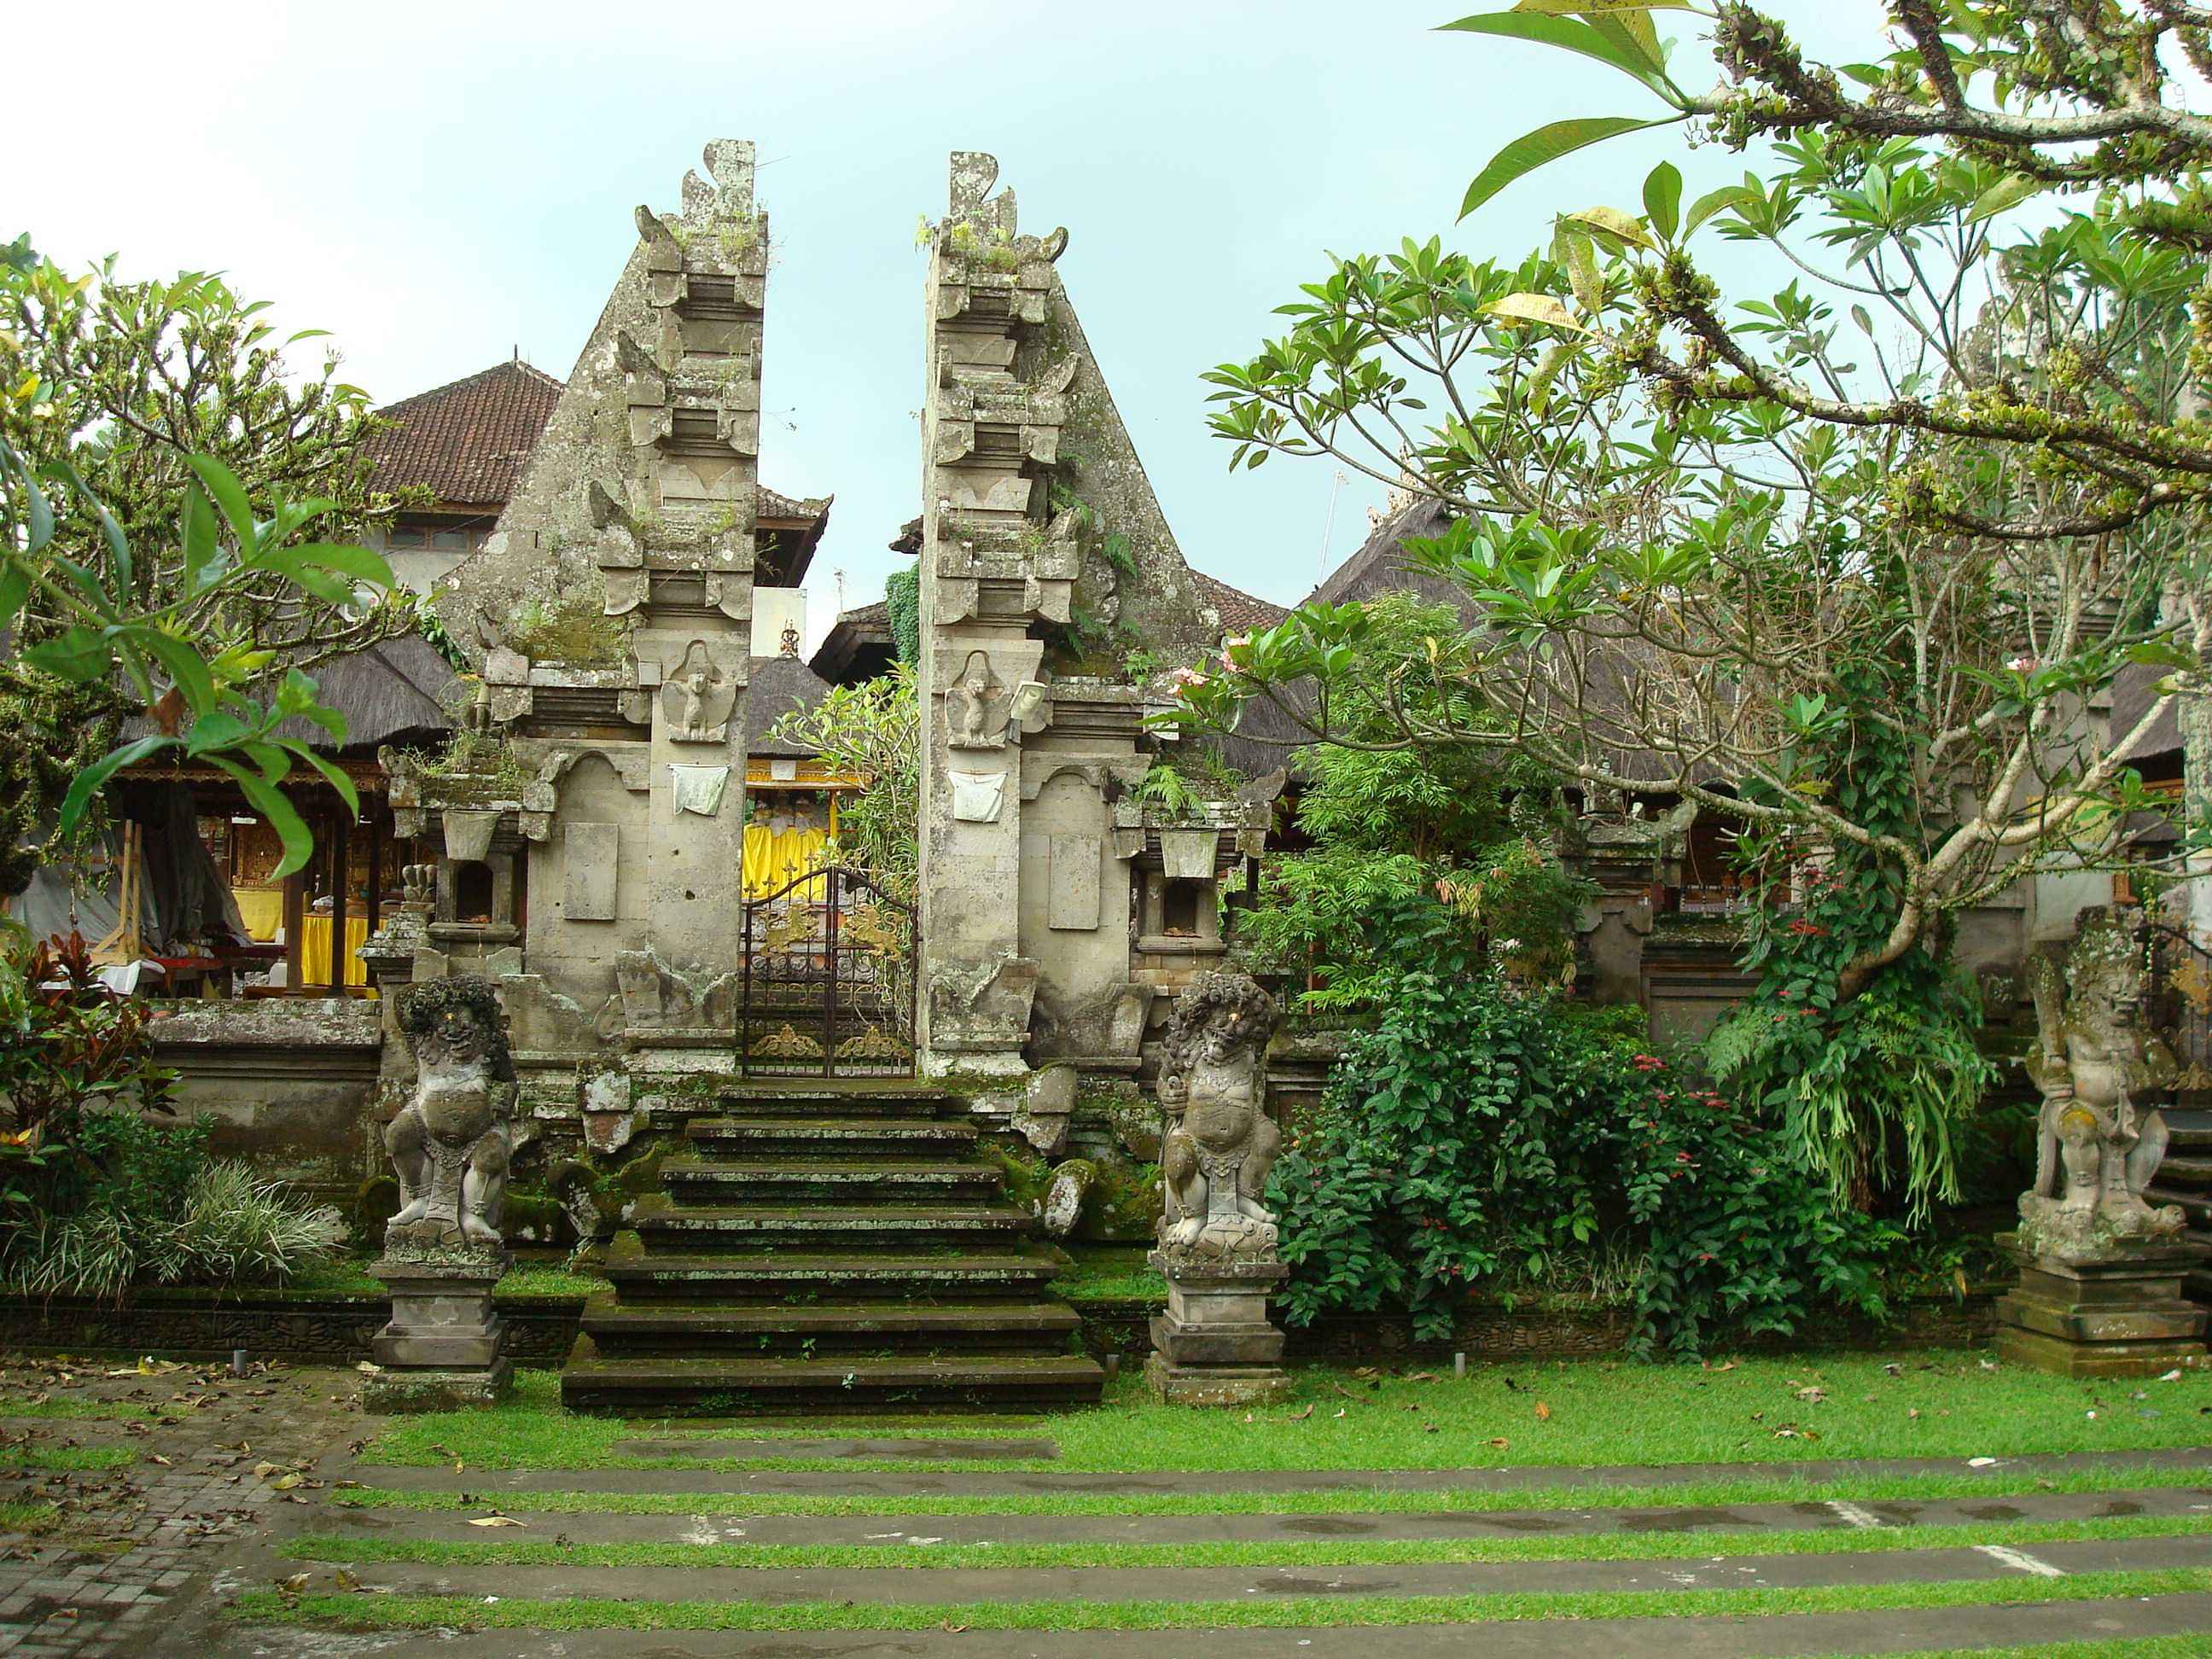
[12,1,1867,648]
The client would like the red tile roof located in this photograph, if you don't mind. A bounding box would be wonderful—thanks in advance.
[365,360,565,508]
[1192,570,1288,635]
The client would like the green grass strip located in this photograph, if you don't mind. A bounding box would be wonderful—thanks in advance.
[0,1501,61,1531]
[0,1445,133,1472]
[281,1511,2211,1574]
[230,1567,2212,1633]
[364,1353,2212,1475]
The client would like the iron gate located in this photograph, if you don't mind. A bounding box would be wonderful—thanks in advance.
[736,863,917,1078]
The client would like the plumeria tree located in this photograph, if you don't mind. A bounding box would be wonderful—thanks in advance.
[1,237,404,889]
[1169,2,2212,1214]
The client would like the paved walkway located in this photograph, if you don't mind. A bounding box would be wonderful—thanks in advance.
[0,1354,358,1656]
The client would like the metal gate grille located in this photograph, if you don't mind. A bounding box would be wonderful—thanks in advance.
[736,864,917,1078]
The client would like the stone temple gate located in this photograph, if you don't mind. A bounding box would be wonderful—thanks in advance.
[359,143,1272,1409]
[377,140,1266,1112]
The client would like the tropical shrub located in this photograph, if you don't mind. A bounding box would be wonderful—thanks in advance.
[1269,969,1897,1355]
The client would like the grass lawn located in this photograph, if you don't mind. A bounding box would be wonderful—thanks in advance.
[229,1567,2212,1634]
[282,1260,602,1300]
[282,1512,2211,1575]
[361,1351,2212,1474]
[0,1445,133,1473]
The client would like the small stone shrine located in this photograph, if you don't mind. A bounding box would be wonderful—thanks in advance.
[1995,911,2209,1377]
[1146,972,1290,1406]
[364,977,516,1411]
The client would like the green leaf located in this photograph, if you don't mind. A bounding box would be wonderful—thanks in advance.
[1462,117,1679,217]
[1441,13,1681,102]
[208,757,314,878]
[1563,205,1657,250]
[22,626,113,683]
[180,482,224,593]
[1685,183,1751,238]
[288,541,394,587]
[1966,172,2041,226]
[1643,161,1682,244]
[20,465,55,554]
[139,631,218,719]
[185,455,258,549]
[286,744,360,819]
[1484,293,1591,334]
[181,710,252,757]
[0,562,28,633]
[58,736,172,833]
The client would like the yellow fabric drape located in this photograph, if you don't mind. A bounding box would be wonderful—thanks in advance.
[300,916,369,987]
[743,825,829,900]
[232,890,284,942]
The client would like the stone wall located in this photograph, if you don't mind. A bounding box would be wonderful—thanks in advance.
[151,999,384,1211]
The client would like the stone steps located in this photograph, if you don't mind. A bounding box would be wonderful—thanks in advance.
[685,1114,981,1155]
[559,1338,1103,1415]
[661,1154,1004,1204]
[578,1294,1080,1356]
[631,1194,1036,1251]
[563,1075,1101,1412]
[598,1237,1069,1301]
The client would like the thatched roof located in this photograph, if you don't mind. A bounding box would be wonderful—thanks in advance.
[120,634,458,758]
[810,599,894,687]
[745,653,836,758]
[2110,661,2182,768]
[1307,496,1469,614]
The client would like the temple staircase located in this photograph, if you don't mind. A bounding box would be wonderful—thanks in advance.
[2146,1105,2212,1304]
[560,1079,1104,1413]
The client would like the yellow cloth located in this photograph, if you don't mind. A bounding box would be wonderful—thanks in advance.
[300,915,370,988]
[773,828,829,900]
[232,890,284,942]
[745,826,828,900]
[742,824,780,900]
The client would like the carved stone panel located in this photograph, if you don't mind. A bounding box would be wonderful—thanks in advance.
[563,824,619,922]
[1047,834,1101,931]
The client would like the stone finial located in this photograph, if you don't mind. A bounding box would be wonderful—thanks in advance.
[685,138,756,225]
[949,150,1009,228]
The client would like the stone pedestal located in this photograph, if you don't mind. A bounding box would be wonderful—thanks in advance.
[1144,1251,1289,1406]
[1994,1231,2210,1378]
[364,1243,513,1412]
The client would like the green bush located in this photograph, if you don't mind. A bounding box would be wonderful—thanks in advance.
[1268,970,1897,1355]
[0,1110,343,1301]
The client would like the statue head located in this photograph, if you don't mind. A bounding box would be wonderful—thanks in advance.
[2068,909,2147,1030]
[959,650,993,696]
[396,976,515,1082]
[1163,971,1278,1071]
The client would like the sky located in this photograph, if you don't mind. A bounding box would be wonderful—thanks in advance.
[10,0,1871,649]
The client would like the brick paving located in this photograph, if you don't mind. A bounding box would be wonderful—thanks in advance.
[0,1353,361,1656]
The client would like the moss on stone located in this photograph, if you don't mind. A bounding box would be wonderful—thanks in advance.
[1075,1159,1161,1244]
[980,1138,1051,1214]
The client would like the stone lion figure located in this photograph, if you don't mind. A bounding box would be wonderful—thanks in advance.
[2020,911,2182,1256]
[385,977,515,1251]
[1156,972,1281,1260]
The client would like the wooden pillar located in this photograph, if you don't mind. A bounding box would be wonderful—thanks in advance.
[329,806,351,992]
[366,800,382,940]
[282,869,305,992]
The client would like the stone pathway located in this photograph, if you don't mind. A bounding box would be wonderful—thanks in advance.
[0,1354,360,1656]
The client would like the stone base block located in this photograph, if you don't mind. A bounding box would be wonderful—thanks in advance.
[362,1358,512,1413]
[1994,1234,2210,1379]
[1144,1351,1289,1408]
